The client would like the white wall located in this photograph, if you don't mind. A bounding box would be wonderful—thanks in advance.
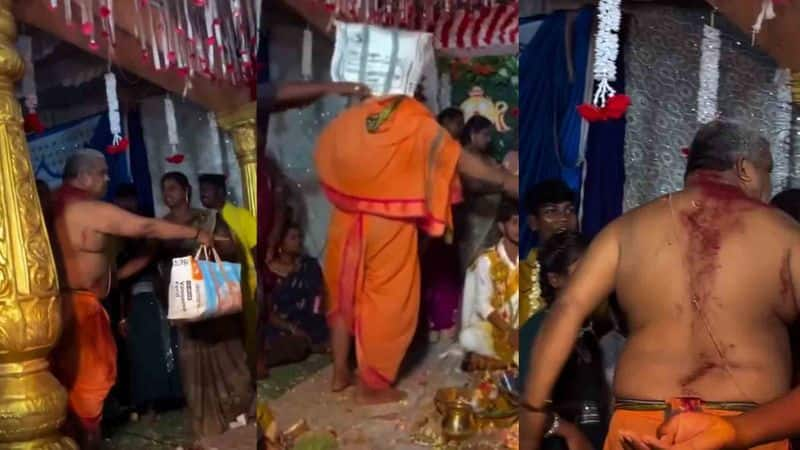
[268,23,348,258]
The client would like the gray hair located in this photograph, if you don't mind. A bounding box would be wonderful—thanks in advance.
[62,149,106,181]
[685,120,770,176]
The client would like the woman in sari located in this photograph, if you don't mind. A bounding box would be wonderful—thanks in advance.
[155,172,254,444]
[256,222,327,377]
[455,115,505,272]
[264,222,329,352]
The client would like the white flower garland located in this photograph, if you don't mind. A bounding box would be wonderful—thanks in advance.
[17,35,37,114]
[164,96,179,154]
[104,72,122,144]
[697,24,721,124]
[591,0,622,107]
[302,27,313,80]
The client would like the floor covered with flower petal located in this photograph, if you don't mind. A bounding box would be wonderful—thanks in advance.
[260,341,512,450]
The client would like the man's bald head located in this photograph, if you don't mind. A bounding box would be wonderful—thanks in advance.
[63,149,109,199]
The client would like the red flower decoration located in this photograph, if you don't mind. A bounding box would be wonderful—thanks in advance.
[577,94,631,122]
[166,154,185,164]
[81,22,93,36]
[99,5,111,17]
[106,137,129,155]
[605,94,631,119]
[24,112,46,134]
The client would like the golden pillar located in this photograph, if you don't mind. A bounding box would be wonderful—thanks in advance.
[792,72,800,104]
[0,0,75,448]
[218,102,257,217]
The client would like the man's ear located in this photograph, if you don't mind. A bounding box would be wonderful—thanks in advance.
[735,157,753,183]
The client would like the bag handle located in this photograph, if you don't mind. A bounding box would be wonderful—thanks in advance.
[210,247,231,284]
[194,245,211,261]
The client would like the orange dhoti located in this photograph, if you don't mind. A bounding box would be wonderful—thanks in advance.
[604,398,790,450]
[315,96,462,390]
[324,210,421,388]
[52,290,117,430]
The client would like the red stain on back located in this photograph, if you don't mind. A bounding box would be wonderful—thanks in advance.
[678,171,766,389]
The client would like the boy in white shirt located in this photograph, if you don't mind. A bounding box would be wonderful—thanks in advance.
[460,197,520,366]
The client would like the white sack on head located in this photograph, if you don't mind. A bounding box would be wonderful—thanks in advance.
[330,20,435,98]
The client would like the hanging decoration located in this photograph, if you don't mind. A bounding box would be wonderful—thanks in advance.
[318,1,518,53]
[164,97,185,164]
[696,23,721,124]
[577,0,631,123]
[18,35,45,135]
[104,72,128,154]
[301,26,313,80]
[49,0,259,91]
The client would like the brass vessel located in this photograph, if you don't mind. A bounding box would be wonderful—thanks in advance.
[441,402,477,442]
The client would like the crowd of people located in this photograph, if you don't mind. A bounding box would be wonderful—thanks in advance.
[519,120,800,450]
[257,93,521,406]
[36,149,256,450]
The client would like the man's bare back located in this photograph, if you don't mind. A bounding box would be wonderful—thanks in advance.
[613,186,797,404]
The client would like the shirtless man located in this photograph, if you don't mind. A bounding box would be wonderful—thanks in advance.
[50,149,214,449]
[521,120,796,450]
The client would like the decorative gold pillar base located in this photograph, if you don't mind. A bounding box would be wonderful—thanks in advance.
[218,102,257,217]
[0,0,74,447]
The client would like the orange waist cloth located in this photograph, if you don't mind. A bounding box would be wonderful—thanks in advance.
[604,408,789,450]
[52,290,117,429]
[324,210,420,390]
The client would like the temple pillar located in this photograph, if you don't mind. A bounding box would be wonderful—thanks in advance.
[218,102,257,217]
[0,0,74,447]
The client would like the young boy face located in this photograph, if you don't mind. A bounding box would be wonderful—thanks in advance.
[528,202,577,242]
[499,214,520,245]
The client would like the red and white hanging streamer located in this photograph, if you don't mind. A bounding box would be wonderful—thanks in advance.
[48,0,259,92]
[321,1,517,52]
[164,97,185,164]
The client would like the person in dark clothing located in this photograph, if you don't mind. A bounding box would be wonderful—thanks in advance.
[113,184,183,422]
[520,231,605,450]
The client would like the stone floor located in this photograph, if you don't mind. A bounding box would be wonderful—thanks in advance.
[260,342,514,449]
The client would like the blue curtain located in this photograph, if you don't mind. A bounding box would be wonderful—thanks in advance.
[126,108,155,217]
[580,23,627,240]
[519,7,593,257]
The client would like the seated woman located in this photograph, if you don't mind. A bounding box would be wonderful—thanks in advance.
[520,231,608,450]
[257,222,328,377]
[266,222,329,351]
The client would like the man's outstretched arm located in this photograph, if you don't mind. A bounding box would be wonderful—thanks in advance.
[457,148,519,199]
[81,201,212,244]
[269,81,369,112]
[521,220,622,450]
